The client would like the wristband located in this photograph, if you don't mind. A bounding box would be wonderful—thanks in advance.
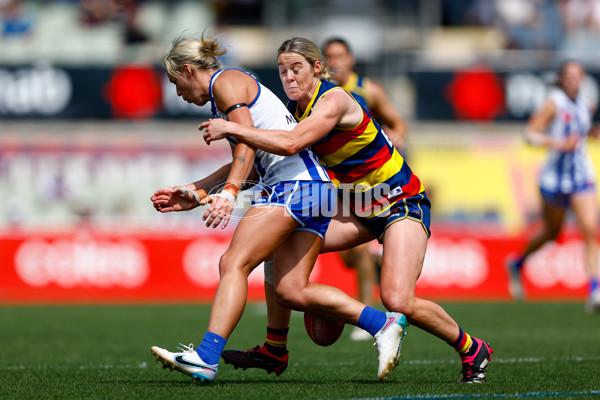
[178,186,201,206]
[212,190,236,202]
[223,182,240,198]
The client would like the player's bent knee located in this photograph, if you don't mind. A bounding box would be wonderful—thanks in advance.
[273,290,295,309]
[381,292,416,317]
[274,284,306,310]
[218,251,250,277]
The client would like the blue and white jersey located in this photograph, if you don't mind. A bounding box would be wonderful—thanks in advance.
[208,69,330,186]
[540,88,596,194]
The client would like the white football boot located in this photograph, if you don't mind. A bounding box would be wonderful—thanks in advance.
[151,343,218,383]
[374,312,408,381]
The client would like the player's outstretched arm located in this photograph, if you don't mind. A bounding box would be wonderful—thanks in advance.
[201,90,350,156]
[151,186,208,213]
[150,162,232,213]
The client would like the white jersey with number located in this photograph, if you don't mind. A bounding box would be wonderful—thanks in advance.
[540,88,596,194]
[209,69,330,186]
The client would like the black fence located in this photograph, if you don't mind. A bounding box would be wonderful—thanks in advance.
[1,63,598,121]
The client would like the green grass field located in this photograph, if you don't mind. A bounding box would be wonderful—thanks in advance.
[1,302,599,400]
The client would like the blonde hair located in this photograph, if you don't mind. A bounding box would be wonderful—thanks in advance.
[277,37,331,81]
[163,32,227,79]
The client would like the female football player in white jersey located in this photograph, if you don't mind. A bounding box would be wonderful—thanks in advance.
[149,33,407,383]
[508,60,599,312]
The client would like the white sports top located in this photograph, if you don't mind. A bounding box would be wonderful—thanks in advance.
[209,69,330,186]
[540,88,596,194]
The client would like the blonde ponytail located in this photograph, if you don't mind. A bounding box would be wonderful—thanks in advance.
[163,32,227,78]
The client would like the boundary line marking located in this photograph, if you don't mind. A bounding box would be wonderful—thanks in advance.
[352,391,600,400]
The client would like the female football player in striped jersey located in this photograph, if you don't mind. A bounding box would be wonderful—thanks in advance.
[201,37,493,383]
[150,33,407,383]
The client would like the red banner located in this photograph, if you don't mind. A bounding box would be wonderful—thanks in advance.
[0,227,591,304]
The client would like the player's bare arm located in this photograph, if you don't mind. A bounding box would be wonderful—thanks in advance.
[524,99,571,150]
[212,72,258,166]
[201,88,359,156]
[151,163,232,213]
[201,70,258,229]
[368,80,408,149]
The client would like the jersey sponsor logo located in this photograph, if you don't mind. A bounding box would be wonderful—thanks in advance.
[285,114,295,124]
[388,185,404,199]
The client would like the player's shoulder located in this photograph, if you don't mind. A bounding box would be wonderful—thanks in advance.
[213,69,256,99]
[319,87,355,109]
[214,69,255,88]
[219,68,248,78]
[548,87,571,104]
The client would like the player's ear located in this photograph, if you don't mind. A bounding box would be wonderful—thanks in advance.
[314,60,322,76]
[182,64,193,77]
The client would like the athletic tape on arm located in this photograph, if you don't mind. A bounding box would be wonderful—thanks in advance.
[178,187,201,206]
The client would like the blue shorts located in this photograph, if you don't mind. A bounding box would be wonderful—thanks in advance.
[359,191,431,243]
[540,183,596,208]
[252,180,335,238]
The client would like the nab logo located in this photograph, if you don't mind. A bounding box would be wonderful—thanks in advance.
[286,114,295,124]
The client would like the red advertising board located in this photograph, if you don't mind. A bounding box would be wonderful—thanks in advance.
[0,229,358,304]
[0,226,591,304]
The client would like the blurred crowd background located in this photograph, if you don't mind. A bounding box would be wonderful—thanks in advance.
[3,0,600,69]
[1,0,600,233]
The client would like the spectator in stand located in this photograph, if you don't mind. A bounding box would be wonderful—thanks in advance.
[0,0,33,38]
[79,0,147,44]
[557,0,600,58]
[80,0,118,25]
[493,0,562,51]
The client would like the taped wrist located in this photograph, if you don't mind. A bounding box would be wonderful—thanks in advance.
[212,190,236,202]
[179,186,201,206]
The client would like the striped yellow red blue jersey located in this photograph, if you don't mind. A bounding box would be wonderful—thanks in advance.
[287,79,425,219]
[341,72,371,111]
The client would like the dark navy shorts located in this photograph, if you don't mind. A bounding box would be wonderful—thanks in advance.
[359,191,431,243]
